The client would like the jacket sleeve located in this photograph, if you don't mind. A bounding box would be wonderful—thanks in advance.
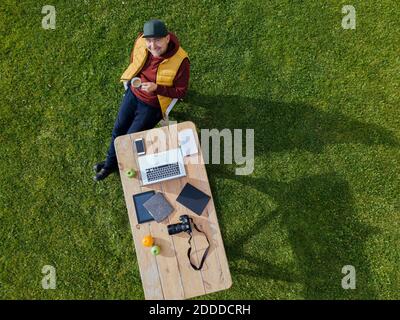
[155,58,190,99]
[130,33,144,63]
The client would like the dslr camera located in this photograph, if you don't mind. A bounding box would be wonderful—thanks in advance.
[167,215,192,235]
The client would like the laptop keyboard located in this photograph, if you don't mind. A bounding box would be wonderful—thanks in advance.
[145,162,182,182]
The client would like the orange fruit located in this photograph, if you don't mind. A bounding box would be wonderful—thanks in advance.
[142,235,154,247]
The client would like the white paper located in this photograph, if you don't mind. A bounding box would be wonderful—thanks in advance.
[178,129,198,156]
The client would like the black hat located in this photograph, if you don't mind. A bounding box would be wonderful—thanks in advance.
[143,19,168,38]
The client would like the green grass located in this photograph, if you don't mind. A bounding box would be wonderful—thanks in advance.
[1,0,399,299]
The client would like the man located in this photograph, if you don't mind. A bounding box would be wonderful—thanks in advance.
[93,19,190,181]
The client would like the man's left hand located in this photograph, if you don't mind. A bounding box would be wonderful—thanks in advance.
[141,82,158,93]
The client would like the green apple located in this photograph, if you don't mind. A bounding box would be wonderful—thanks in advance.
[151,245,160,256]
[126,169,136,178]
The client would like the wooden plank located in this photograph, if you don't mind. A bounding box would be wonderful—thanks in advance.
[159,123,206,299]
[114,135,163,300]
[177,121,232,293]
[132,127,186,300]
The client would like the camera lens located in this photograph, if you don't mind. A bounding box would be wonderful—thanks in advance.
[167,215,192,235]
[167,223,184,235]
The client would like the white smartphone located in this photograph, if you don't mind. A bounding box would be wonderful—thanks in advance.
[134,138,146,156]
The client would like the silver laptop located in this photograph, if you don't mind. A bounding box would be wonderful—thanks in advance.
[138,148,186,185]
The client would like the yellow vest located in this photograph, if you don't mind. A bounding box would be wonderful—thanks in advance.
[120,36,189,116]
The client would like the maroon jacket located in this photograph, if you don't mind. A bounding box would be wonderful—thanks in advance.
[131,32,190,109]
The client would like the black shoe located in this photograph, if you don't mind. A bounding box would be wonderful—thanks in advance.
[93,161,106,173]
[93,167,117,182]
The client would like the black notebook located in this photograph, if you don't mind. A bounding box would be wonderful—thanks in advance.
[176,183,211,216]
[133,191,155,224]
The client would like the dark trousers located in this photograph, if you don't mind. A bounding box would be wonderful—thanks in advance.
[104,88,162,170]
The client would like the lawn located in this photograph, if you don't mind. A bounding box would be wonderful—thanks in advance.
[0,0,399,299]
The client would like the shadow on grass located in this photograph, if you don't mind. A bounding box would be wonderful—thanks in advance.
[171,92,397,298]
[216,169,379,299]
[176,91,399,154]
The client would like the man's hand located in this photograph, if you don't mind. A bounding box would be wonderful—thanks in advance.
[141,82,158,93]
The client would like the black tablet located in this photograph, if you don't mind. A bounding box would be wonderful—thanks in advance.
[133,191,155,224]
[176,183,211,216]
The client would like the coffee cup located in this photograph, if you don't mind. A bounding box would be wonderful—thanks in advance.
[131,77,142,88]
